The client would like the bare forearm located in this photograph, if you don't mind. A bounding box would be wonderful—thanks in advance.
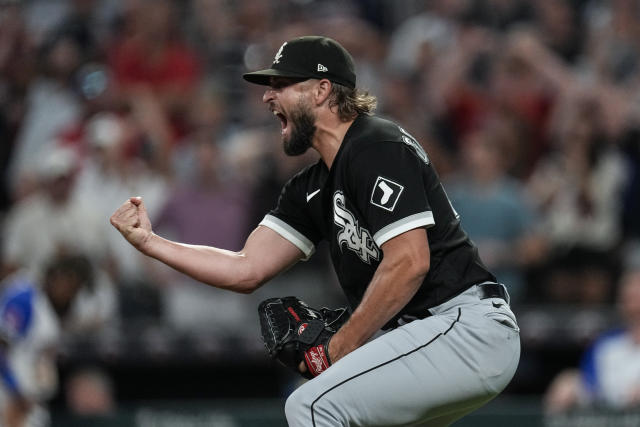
[328,229,431,363]
[111,200,302,292]
[331,257,427,360]
[143,233,258,293]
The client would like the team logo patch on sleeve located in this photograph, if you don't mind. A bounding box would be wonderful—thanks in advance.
[371,177,404,211]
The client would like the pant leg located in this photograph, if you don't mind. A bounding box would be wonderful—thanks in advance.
[285,295,520,427]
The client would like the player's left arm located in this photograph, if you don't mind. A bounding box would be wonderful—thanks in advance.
[328,227,430,363]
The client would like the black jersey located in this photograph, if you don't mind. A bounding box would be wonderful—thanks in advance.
[260,115,495,327]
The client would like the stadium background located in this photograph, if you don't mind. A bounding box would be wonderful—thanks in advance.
[1,0,640,425]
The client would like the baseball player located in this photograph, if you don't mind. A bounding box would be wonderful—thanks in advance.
[0,255,93,427]
[110,36,520,426]
[0,273,59,427]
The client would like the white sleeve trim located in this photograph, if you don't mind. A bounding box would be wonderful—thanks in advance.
[373,211,435,247]
[259,215,315,260]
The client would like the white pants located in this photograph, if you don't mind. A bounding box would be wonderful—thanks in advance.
[285,285,520,426]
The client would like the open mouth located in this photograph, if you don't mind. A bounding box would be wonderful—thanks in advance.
[273,110,288,134]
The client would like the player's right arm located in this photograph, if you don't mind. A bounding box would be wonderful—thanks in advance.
[110,197,303,293]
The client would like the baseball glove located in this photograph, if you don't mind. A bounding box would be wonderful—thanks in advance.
[258,296,349,378]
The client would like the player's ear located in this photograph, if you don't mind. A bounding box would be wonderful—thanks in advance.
[314,79,332,106]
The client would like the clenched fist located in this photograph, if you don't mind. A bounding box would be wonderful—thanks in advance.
[110,197,153,252]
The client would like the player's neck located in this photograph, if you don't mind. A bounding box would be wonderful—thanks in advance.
[313,116,355,169]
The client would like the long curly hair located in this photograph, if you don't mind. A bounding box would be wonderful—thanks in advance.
[328,83,377,121]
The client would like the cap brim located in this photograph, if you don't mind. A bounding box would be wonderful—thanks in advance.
[243,68,311,86]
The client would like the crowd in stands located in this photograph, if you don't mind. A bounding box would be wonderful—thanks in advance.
[1,0,640,419]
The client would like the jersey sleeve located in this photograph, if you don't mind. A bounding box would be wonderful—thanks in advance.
[259,172,323,260]
[578,328,625,404]
[0,286,35,396]
[349,138,436,247]
[0,288,34,344]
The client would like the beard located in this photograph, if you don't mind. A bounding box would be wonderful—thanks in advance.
[283,100,317,156]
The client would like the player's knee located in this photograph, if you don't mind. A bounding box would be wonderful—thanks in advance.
[285,387,312,426]
[286,383,344,426]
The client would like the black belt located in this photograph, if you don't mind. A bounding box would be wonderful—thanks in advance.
[394,282,510,327]
[477,282,510,305]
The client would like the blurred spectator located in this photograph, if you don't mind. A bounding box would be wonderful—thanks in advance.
[0,3,37,213]
[385,10,454,77]
[64,367,115,416]
[379,71,429,137]
[544,265,640,412]
[151,125,253,297]
[447,120,547,302]
[169,80,230,183]
[458,0,533,31]
[22,0,71,46]
[424,24,555,175]
[583,0,640,86]
[2,147,105,277]
[1,144,119,331]
[0,254,95,427]
[72,112,169,285]
[21,0,121,49]
[186,0,236,70]
[527,96,628,304]
[507,27,634,143]
[7,26,86,201]
[532,0,583,63]
[108,0,201,144]
[155,140,251,252]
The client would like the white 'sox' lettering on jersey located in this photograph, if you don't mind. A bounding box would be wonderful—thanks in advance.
[333,191,380,264]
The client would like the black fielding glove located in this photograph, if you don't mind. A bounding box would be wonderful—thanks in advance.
[258,296,349,378]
